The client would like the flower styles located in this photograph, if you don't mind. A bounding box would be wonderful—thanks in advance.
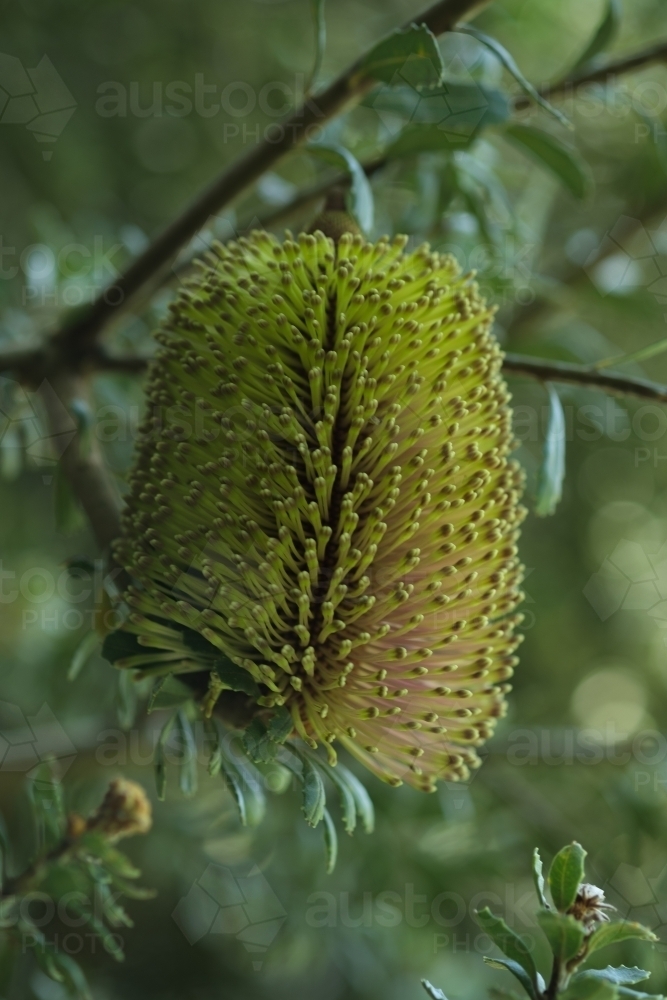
[111,228,525,791]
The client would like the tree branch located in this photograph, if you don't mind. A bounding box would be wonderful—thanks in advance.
[48,0,485,358]
[503,352,667,404]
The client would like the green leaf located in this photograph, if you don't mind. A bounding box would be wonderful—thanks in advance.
[538,910,585,964]
[484,957,538,1000]
[587,921,658,956]
[227,742,266,826]
[548,842,586,912]
[294,751,326,827]
[29,764,66,852]
[308,0,326,92]
[308,142,374,233]
[116,668,139,729]
[593,336,667,370]
[422,981,449,1000]
[40,951,92,1000]
[575,969,650,987]
[532,848,550,910]
[573,0,622,71]
[155,714,176,800]
[562,977,619,1000]
[242,718,278,764]
[335,762,374,833]
[476,908,538,995]
[358,23,444,89]
[219,755,248,826]
[535,383,566,517]
[175,710,198,797]
[67,630,99,681]
[305,753,357,834]
[102,629,143,665]
[214,656,261,697]
[148,676,191,712]
[266,706,294,744]
[504,124,592,199]
[322,807,338,873]
[456,25,571,128]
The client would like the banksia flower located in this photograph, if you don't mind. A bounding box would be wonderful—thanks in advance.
[110,229,525,792]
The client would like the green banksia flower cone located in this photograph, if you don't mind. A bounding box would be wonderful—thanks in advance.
[111,229,526,791]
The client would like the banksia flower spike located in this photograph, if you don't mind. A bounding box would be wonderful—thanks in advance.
[109,229,525,792]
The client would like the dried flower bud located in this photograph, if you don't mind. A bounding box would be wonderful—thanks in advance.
[109,229,526,791]
[567,883,615,929]
[86,779,152,841]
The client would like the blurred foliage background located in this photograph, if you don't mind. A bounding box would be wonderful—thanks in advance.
[3,0,667,998]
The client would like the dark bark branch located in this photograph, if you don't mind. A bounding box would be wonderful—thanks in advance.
[502,352,667,404]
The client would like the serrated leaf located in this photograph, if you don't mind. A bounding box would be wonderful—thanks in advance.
[575,969,650,987]
[587,921,657,956]
[227,741,266,826]
[504,124,592,199]
[476,908,538,995]
[301,755,327,827]
[214,656,261,697]
[322,807,338,873]
[535,383,566,517]
[218,754,248,826]
[573,0,622,71]
[484,957,537,1000]
[532,848,550,909]
[358,23,444,89]
[306,753,357,834]
[422,981,449,1000]
[308,142,374,233]
[335,762,374,833]
[548,842,586,912]
[242,718,278,764]
[457,25,571,128]
[148,676,193,711]
[266,706,294,744]
[68,630,99,681]
[538,909,585,963]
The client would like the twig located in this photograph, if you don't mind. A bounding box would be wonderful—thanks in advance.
[502,352,667,404]
[48,0,484,358]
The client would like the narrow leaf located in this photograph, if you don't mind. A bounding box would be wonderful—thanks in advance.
[308,142,374,233]
[535,383,566,517]
[573,0,622,71]
[593,336,667,370]
[176,710,198,797]
[587,921,657,956]
[227,744,266,826]
[267,706,294,744]
[484,957,537,1000]
[67,630,99,681]
[155,714,176,800]
[322,807,338,873]
[358,23,444,89]
[422,981,449,1000]
[457,25,571,128]
[308,0,326,93]
[476,908,538,993]
[218,754,248,827]
[311,755,357,834]
[538,910,585,964]
[299,752,327,827]
[335,762,374,833]
[532,848,550,910]
[548,842,586,912]
[504,124,592,199]
[575,969,650,987]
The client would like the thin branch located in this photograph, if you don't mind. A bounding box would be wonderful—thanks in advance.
[503,352,667,404]
[516,37,667,109]
[49,0,484,358]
